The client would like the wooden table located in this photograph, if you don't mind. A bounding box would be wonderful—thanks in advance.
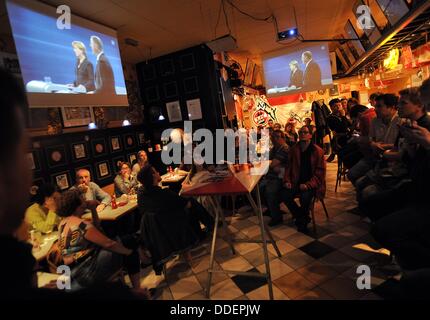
[180,162,281,300]
[32,231,59,261]
[82,198,138,221]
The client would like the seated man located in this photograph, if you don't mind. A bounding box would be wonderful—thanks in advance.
[326,98,351,162]
[260,130,289,226]
[357,88,430,221]
[281,126,326,233]
[347,94,401,185]
[72,169,111,213]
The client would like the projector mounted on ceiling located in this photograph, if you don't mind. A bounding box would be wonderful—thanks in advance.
[206,35,237,53]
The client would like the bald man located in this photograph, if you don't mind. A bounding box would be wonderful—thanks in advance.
[72,169,111,213]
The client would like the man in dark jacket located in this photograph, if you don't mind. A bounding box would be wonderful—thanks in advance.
[281,126,326,233]
[302,51,322,89]
[90,36,115,94]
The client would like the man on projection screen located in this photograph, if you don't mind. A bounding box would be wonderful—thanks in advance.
[90,36,115,94]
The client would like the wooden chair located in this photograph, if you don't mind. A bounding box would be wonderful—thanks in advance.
[102,183,115,196]
[310,197,330,233]
[335,158,348,192]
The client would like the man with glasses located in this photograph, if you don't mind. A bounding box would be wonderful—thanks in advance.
[281,127,326,233]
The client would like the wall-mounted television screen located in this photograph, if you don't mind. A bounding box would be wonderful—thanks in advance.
[6,0,128,108]
[262,42,333,97]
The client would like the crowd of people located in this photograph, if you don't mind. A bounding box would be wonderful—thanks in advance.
[2,63,430,300]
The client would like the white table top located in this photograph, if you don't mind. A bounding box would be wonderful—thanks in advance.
[32,231,59,261]
[161,170,189,183]
[82,198,138,221]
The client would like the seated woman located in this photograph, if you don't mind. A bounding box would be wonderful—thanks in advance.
[114,162,138,197]
[132,151,149,176]
[284,122,298,147]
[25,184,61,233]
[56,189,142,291]
[137,165,203,274]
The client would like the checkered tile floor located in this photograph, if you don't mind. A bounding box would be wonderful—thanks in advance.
[140,161,400,300]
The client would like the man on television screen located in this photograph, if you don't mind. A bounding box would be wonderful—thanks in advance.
[90,36,115,94]
[301,51,322,90]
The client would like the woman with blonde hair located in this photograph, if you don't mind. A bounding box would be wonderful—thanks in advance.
[71,41,95,92]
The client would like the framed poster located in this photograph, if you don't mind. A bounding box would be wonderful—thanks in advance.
[137,132,146,146]
[127,153,137,166]
[26,150,41,171]
[30,177,45,196]
[142,63,156,81]
[109,136,122,153]
[112,155,126,173]
[45,145,68,168]
[96,161,112,180]
[123,133,137,150]
[160,59,175,76]
[145,85,159,103]
[71,141,89,162]
[163,81,178,98]
[186,98,202,120]
[91,138,108,158]
[166,100,182,123]
[61,107,94,128]
[51,171,71,190]
[183,76,199,94]
[180,53,196,71]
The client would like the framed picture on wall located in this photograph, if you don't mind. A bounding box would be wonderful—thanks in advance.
[137,132,146,146]
[160,59,175,76]
[180,53,196,71]
[109,136,122,153]
[127,153,137,166]
[186,98,202,120]
[166,100,182,123]
[91,138,108,158]
[45,145,68,168]
[183,76,199,94]
[112,155,126,173]
[71,141,89,162]
[30,177,45,196]
[51,171,71,190]
[123,133,137,150]
[26,150,41,171]
[61,107,94,128]
[96,161,111,180]
[163,81,178,98]
[145,86,159,103]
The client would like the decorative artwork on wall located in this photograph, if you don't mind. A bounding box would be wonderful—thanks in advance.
[127,153,137,166]
[166,100,182,123]
[163,81,178,98]
[160,59,175,76]
[124,133,137,150]
[112,155,126,173]
[45,145,68,168]
[91,138,108,158]
[183,76,199,94]
[137,132,146,146]
[186,98,202,120]
[71,141,89,162]
[109,136,122,153]
[180,53,196,71]
[27,150,41,171]
[52,171,71,190]
[61,107,94,128]
[96,161,112,180]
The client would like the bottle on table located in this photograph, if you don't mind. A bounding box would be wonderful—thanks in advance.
[111,194,118,209]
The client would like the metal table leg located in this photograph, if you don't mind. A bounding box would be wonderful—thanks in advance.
[246,192,282,258]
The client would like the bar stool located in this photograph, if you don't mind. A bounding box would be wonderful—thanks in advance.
[335,157,348,192]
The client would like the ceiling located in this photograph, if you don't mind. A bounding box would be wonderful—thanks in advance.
[0,0,359,64]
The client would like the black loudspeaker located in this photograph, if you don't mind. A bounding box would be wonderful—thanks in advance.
[351,91,359,100]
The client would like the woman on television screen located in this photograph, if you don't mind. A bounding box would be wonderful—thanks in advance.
[70,41,95,93]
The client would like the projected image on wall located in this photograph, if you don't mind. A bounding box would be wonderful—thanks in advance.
[6,0,128,107]
[263,43,333,97]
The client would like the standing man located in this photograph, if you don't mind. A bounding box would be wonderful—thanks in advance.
[90,36,115,94]
[301,51,322,89]
[72,169,111,213]
[282,126,326,233]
